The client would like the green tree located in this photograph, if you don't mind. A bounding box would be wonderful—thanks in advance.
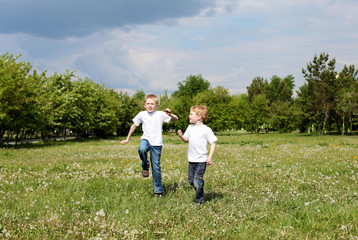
[193,86,232,131]
[227,94,247,130]
[169,95,193,131]
[301,52,337,134]
[117,90,146,136]
[335,65,358,134]
[247,76,269,103]
[47,71,76,138]
[245,94,270,133]
[172,74,210,98]
[266,75,296,132]
[0,53,38,144]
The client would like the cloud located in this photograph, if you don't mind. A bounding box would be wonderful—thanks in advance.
[0,0,216,39]
[0,0,357,96]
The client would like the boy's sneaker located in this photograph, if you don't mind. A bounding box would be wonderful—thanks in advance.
[154,193,163,198]
[142,170,149,177]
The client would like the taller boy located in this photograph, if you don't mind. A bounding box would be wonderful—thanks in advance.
[120,94,178,197]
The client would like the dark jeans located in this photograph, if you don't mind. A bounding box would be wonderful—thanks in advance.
[188,162,207,204]
[138,139,163,194]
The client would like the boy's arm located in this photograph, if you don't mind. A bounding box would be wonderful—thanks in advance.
[206,142,216,165]
[165,108,178,121]
[177,130,189,143]
[120,124,137,145]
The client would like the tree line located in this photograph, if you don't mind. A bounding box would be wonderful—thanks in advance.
[1,52,357,144]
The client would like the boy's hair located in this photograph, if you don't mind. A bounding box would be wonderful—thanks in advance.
[191,105,208,122]
[145,94,158,104]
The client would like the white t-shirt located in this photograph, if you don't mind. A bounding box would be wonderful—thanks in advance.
[133,111,171,146]
[183,124,218,162]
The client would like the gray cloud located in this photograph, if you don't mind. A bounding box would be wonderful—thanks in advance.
[0,0,215,38]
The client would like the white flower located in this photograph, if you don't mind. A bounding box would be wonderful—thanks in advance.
[96,209,105,217]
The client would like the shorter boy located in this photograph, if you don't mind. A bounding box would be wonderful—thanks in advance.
[177,105,217,204]
[121,94,178,197]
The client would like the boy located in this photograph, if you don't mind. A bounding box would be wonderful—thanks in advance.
[120,94,178,197]
[177,105,217,204]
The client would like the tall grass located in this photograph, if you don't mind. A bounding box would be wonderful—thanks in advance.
[0,133,357,239]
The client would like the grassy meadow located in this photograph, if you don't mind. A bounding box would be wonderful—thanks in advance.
[0,133,358,239]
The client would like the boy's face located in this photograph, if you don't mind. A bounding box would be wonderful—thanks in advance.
[144,98,158,113]
[189,111,201,124]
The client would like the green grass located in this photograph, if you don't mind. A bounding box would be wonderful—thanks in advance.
[1,133,358,239]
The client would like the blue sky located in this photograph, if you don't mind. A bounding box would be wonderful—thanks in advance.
[1,0,357,95]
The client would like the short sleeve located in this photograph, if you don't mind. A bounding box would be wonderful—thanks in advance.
[162,111,171,123]
[206,127,217,144]
[132,112,142,126]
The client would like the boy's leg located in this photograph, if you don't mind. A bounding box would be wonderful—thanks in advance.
[149,145,163,194]
[188,162,195,188]
[193,162,206,204]
[138,140,150,173]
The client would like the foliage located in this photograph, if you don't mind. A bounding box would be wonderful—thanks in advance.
[172,74,210,98]
[300,52,337,134]
[1,52,358,141]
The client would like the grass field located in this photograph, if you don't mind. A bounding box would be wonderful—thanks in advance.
[0,133,358,239]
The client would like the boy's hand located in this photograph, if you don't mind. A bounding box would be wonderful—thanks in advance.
[120,139,129,145]
[206,157,212,165]
[178,129,188,143]
[165,108,172,115]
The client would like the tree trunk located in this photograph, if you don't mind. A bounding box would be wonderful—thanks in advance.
[15,129,19,146]
[0,129,4,144]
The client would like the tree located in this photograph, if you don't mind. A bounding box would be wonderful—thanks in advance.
[172,74,210,98]
[335,65,358,134]
[266,75,296,132]
[47,71,76,138]
[0,53,37,144]
[245,94,270,133]
[247,76,269,103]
[193,86,232,131]
[301,52,337,134]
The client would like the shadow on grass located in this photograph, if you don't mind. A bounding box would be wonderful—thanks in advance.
[163,181,224,202]
[162,181,180,196]
[205,191,224,202]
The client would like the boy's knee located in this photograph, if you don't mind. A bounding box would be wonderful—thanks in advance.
[138,147,146,155]
[193,178,204,190]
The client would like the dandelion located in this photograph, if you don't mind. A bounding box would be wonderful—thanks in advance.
[305,202,310,206]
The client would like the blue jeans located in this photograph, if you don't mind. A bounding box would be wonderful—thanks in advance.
[188,162,207,204]
[138,139,163,194]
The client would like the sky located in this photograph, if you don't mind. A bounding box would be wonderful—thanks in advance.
[1,0,357,95]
